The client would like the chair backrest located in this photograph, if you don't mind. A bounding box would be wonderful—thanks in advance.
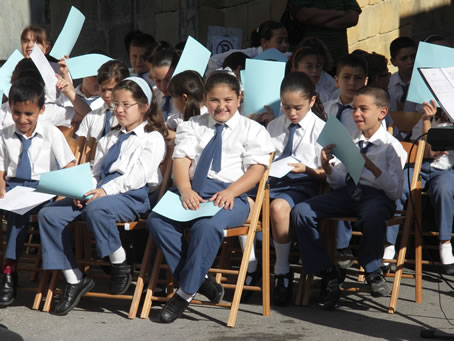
[79,137,97,164]
[57,125,78,139]
[400,140,426,191]
[390,111,423,133]
[158,138,175,199]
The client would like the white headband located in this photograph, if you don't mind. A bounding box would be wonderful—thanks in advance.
[125,76,152,105]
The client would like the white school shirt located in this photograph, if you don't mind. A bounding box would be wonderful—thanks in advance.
[325,96,387,136]
[388,72,418,112]
[91,121,166,195]
[327,125,407,201]
[153,86,178,120]
[173,111,275,183]
[0,120,75,180]
[166,106,209,131]
[267,110,325,169]
[76,103,118,140]
[129,68,155,88]
[75,84,104,111]
[317,71,338,103]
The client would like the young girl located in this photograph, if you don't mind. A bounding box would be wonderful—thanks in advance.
[38,77,167,316]
[266,72,327,306]
[149,48,180,121]
[166,70,206,139]
[206,21,290,75]
[147,71,274,323]
[20,25,50,58]
[76,60,130,140]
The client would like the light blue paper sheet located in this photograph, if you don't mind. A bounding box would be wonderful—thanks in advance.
[152,190,222,222]
[66,54,112,79]
[50,6,85,59]
[0,50,23,95]
[316,116,365,184]
[37,163,94,200]
[407,41,454,105]
[172,36,211,77]
[254,48,288,63]
[243,58,285,117]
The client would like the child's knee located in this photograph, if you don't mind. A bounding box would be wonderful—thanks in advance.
[270,199,291,220]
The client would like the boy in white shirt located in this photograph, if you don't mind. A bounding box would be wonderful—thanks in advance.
[292,86,407,310]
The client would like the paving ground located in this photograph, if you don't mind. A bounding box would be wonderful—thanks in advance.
[1,268,454,341]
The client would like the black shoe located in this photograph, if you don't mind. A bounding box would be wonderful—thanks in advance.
[198,275,224,304]
[320,269,341,310]
[158,294,190,323]
[273,271,293,306]
[366,270,390,297]
[110,261,132,295]
[241,268,262,303]
[380,263,391,275]
[337,248,354,269]
[442,263,454,275]
[54,276,95,316]
[0,273,17,307]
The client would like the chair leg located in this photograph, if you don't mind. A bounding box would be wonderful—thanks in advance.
[388,197,415,314]
[414,192,423,304]
[140,248,164,319]
[295,271,305,306]
[128,234,154,319]
[302,274,313,306]
[43,271,59,312]
[261,190,270,317]
[32,270,50,310]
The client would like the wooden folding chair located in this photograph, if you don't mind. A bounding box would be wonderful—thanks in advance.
[297,140,426,314]
[389,111,423,137]
[140,154,273,327]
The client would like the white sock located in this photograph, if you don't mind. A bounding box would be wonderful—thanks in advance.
[274,241,291,287]
[109,247,127,264]
[176,288,195,303]
[439,242,454,265]
[382,245,396,266]
[63,268,83,284]
[238,235,258,276]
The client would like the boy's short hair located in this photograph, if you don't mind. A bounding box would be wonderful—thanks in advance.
[97,60,129,85]
[390,37,416,59]
[336,54,368,76]
[130,33,158,53]
[364,52,388,82]
[355,86,390,108]
[9,77,45,108]
[222,52,248,70]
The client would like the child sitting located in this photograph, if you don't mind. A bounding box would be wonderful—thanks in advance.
[0,77,75,306]
[291,86,407,310]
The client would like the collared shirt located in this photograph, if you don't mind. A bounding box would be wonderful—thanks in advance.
[327,125,407,200]
[317,71,338,104]
[91,121,166,195]
[173,111,275,183]
[154,86,178,121]
[267,110,325,169]
[388,72,418,112]
[166,106,209,131]
[325,96,387,136]
[75,84,104,111]
[76,103,118,140]
[0,120,75,180]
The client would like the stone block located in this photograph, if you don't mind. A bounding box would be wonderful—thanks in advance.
[368,0,380,5]
[380,0,400,34]
[347,23,359,45]
[155,11,179,45]
[366,5,380,38]
[357,5,369,41]
[356,0,369,8]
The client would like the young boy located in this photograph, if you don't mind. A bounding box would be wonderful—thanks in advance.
[291,87,407,310]
[323,54,368,136]
[0,77,75,306]
[128,33,157,86]
[388,37,417,112]
[75,76,103,111]
[76,60,129,140]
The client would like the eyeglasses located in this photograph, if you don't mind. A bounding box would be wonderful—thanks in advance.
[113,102,138,110]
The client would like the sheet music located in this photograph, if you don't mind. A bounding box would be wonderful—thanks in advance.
[419,67,454,122]
[0,186,55,215]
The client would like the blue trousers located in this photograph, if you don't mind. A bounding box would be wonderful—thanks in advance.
[147,179,250,294]
[4,179,40,260]
[387,162,454,244]
[38,187,150,270]
[292,185,396,274]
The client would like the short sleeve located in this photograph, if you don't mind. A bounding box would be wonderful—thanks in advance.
[242,123,275,171]
[173,121,199,160]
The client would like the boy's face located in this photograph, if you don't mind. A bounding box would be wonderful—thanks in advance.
[82,76,100,97]
[99,79,118,107]
[10,100,44,137]
[335,66,368,103]
[129,45,148,74]
[391,47,416,79]
[352,94,387,138]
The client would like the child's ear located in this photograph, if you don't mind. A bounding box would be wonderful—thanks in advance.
[363,76,368,86]
[182,93,189,104]
[390,57,397,67]
[334,75,340,89]
[309,95,316,108]
[378,105,388,121]
[39,104,45,115]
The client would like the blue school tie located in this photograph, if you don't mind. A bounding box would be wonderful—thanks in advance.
[191,123,225,193]
[99,132,134,180]
[346,140,373,200]
[15,133,35,180]
[276,123,300,161]
[336,103,352,120]
[101,109,112,138]
[162,96,171,121]
[400,83,409,103]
